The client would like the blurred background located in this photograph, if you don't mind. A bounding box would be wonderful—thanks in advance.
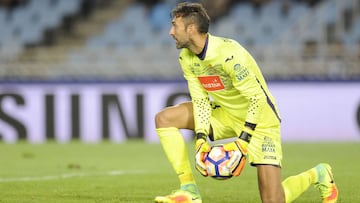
[0,0,359,81]
[0,0,359,143]
[0,2,359,201]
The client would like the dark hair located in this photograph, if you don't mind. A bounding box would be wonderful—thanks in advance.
[171,2,210,34]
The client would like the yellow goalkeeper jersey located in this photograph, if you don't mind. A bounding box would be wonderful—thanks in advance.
[179,34,281,135]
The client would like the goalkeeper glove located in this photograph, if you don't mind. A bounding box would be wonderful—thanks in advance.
[194,133,211,176]
[223,131,251,176]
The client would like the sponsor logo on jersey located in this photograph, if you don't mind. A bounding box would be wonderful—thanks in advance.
[198,75,225,91]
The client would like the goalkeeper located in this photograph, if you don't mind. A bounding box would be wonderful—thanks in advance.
[154,2,338,203]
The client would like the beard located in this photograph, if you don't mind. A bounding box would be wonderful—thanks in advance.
[175,40,190,49]
[173,35,191,49]
[175,43,184,49]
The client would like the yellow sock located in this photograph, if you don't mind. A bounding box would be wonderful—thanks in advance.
[157,127,196,187]
[282,168,317,203]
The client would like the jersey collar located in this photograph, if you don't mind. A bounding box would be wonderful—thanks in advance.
[196,34,209,60]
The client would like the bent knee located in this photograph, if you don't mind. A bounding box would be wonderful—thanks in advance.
[155,111,169,128]
[154,103,194,129]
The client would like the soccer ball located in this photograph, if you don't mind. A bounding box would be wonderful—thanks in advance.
[205,145,241,180]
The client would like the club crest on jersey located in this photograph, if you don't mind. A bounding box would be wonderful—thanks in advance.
[234,63,249,81]
[198,75,225,91]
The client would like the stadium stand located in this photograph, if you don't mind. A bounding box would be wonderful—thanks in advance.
[0,0,81,51]
[0,0,359,80]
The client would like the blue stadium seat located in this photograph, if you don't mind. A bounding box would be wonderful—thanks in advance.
[0,0,83,54]
[56,0,82,16]
[149,2,173,31]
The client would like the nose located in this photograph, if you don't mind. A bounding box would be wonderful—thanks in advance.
[169,27,174,36]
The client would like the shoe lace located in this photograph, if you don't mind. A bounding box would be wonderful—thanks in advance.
[315,182,336,199]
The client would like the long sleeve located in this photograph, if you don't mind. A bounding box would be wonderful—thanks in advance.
[180,53,212,135]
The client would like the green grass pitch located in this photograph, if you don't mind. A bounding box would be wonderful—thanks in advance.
[0,140,359,202]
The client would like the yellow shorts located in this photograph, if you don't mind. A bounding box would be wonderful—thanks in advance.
[209,104,283,167]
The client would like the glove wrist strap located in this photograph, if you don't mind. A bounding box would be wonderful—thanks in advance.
[196,133,207,141]
[244,121,256,130]
[239,131,252,143]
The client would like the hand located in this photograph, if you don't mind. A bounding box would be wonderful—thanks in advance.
[195,133,211,176]
[223,138,248,176]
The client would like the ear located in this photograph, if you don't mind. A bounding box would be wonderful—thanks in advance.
[187,24,197,34]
